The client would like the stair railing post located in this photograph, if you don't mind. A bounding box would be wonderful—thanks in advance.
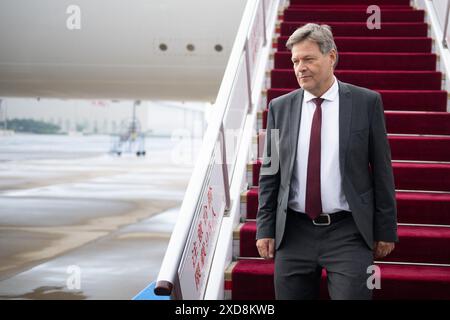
[219,123,231,214]
[262,0,267,47]
[443,0,450,48]
[244,38,253,114]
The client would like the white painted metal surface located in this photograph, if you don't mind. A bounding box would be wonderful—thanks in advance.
[0,0,246,101]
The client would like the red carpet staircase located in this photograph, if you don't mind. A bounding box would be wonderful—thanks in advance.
[225,0,450,299]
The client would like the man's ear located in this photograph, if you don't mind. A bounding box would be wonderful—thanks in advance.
[329,49,337,68]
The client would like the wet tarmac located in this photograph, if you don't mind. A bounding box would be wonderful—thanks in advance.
[0,134,197,299]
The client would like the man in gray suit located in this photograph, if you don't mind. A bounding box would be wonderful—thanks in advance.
[256,23,398,300]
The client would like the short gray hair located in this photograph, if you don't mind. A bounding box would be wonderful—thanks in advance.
[286,23,338,68]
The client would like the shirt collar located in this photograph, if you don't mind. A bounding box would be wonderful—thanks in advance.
[304,76,338,103]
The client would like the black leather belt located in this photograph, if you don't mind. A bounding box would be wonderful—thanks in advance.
[287,207,351,226]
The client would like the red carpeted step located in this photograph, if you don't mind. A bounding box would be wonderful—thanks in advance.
[277,36,432,52]
[280,22,427,37]
[389,136,450,162]
[245,181,450,224]
[383,225,450,264]
[372,264,450,299]
[288,5,413,10]
[385,111,450,135]
[244,187,257,219]
[237,221,258,257]
[261,109,268,131]
[229,259,274,300]
[283,9,424,23]
[267,89,447,112]
[281,21,427,37]
[275,52,436,70]
[271,70,441,90]
[244,186,259,219]
[396,191,450,225]
[290,0,411,5]
[228,259,450,300]
[393,162,450,192]
[237,221,450,264]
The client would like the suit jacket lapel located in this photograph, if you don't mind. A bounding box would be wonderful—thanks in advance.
[338,81,353,179]
[288,88,304,176]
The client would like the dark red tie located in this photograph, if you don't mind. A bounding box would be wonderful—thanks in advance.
[305,98,324,220]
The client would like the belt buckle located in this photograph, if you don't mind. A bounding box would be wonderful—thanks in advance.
[312,214,331,226]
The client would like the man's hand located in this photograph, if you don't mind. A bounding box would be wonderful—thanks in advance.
[373,241,395,259]
[256,238,275,259]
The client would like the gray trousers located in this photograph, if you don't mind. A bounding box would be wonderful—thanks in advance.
[274,210,374,300]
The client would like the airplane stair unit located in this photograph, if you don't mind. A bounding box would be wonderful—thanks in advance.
[154,0,288,299]
[225,0,450,300]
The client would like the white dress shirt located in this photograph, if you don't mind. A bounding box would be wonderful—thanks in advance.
[288,76,350,214]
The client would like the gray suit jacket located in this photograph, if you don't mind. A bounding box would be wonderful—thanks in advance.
[256,80,398,250]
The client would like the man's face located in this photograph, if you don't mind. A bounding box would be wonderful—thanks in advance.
[291,40,337,97]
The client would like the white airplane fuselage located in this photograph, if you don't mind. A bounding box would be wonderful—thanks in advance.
[0,0,246,101]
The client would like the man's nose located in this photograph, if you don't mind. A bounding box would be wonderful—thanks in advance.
[295,62,307,74]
